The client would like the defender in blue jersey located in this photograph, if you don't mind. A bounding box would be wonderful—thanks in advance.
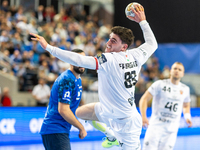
[40,49,87,150]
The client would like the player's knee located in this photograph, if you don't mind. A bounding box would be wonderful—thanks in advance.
[75,108,82,118]
[76,107,87,120]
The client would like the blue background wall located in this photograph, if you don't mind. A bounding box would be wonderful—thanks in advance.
[154,44,200,73]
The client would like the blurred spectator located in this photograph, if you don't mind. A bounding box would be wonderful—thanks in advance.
[10,50,22,64]
[18,59,37,91]
[15,6,25,21]
[135,40,142,48]
[26,19,38,34]
[43,6,55,23]
[0,87,1,105]
[49,55,59,74]
[135,78,146,93]
[35,5,45,24]
[11,32,22,48]
[32,78,50,106]
[38,60,50,79]
[84,40,96,56]
[0,0,9,12]
[162,65,170,79]
[88,80,98,92]
[1,87,12,106]
[57,59,70,73]
[55,23,68,40]
[97,24,111,39]
[16,16,28,34]
[53,8,68,23]
[0,30,9,43]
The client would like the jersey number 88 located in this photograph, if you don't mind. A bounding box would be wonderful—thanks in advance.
[124,71,137,88]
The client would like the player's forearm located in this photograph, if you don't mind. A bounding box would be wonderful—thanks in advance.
[139,20,158,56]
[60,108,85,131]
[46,44,96,70]
[139,91,153,118]
[183,102,191,114]
[139,98,148,118]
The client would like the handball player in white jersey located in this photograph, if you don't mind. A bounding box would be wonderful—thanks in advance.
[30,4,158,150]
[139,62,192,150]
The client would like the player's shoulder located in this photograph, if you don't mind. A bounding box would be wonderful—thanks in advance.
[96,53,109,64]
[162,79,171,84]
[57,71,75,86]
[179,82,190,90]
[151,79,169,87]
[154,79,165,84]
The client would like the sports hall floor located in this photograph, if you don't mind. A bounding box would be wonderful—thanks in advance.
[0,135,199,150]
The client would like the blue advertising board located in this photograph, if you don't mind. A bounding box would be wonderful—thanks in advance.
[0,107,200,145]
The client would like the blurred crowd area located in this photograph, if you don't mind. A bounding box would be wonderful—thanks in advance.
[0,0,170,95]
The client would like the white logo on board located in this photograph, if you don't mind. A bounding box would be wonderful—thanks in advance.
[29,118,44,133]
[0,119,16,134]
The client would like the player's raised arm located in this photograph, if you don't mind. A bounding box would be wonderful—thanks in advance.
[29,33,97,70]
[127,4,158,57]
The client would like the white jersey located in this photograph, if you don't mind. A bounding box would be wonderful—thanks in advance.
[148,79,191,132]
[96,46,151,119]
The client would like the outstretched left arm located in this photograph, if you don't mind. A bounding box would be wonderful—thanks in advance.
[30,33,97,70]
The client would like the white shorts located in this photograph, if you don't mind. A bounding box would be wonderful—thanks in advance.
[95,102,142,150]
[142,126,177,150]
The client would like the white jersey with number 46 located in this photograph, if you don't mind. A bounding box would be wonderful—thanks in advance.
[148,79,191,132]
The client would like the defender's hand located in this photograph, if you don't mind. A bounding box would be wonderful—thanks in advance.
[79,129,87,139]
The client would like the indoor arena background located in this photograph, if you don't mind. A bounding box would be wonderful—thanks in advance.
[0,0,199,150]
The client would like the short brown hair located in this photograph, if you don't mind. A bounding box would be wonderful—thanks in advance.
[72,49,84,53]
[111,26,134,48]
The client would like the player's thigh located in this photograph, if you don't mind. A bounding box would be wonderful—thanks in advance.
[42,133,70,150]
[142,127,161,150]
[76,102,99,121]
[159,132,177,150]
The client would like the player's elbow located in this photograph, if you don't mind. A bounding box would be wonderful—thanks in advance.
[58,107,63,115]
[139,97,145,109]
[150,40,158,50]
[75,108,81,118]
[154,41,158,50]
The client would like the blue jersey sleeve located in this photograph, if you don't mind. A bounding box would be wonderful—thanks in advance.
[58,78,76,104]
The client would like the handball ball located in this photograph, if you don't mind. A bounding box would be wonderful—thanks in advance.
[125,2,141,20]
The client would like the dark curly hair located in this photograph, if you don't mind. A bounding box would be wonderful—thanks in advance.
[111,26,134,48]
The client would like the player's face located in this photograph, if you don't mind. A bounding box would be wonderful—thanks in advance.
[105,33,127,53]
[73,52,85,74]
[170,63,184,80]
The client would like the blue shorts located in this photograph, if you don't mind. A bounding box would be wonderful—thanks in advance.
[41,133,70,150]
